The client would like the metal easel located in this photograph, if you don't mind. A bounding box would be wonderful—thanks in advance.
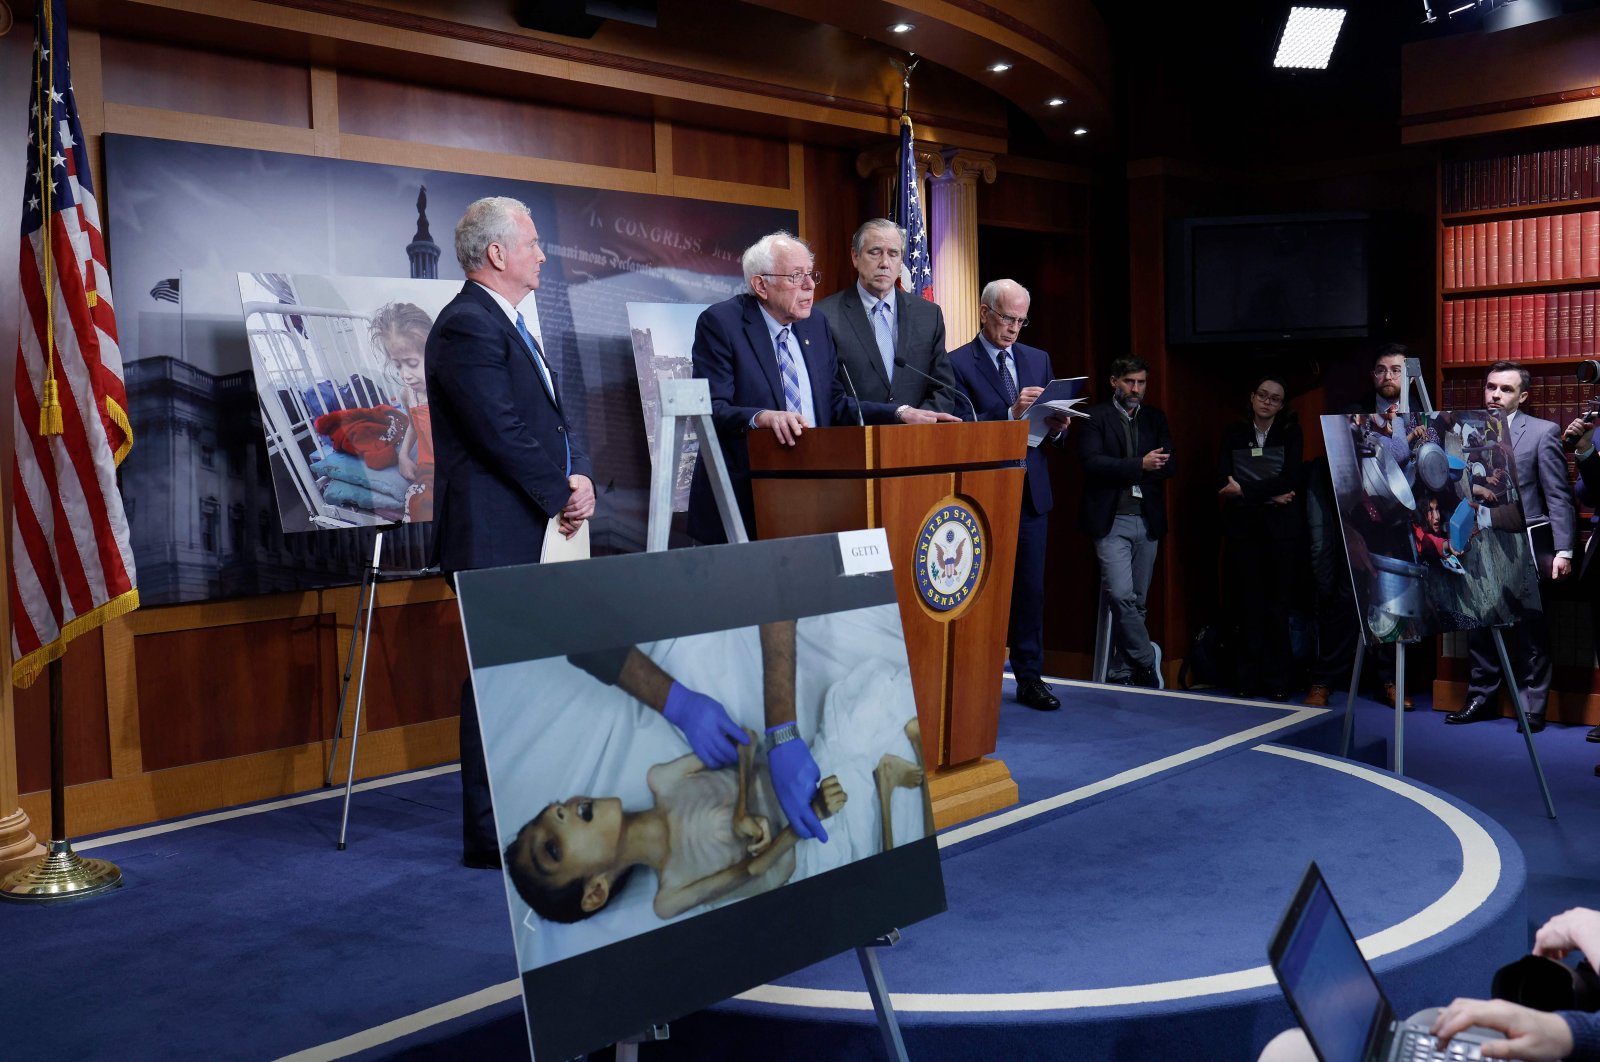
[323,527,392,849]
[1337,359,1555,817]
[627,377,911,1062]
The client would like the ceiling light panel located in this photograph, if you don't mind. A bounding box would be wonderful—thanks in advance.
[1273,6,1346,69]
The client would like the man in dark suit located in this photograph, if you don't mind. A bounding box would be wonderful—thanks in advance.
[1078,355,1175,690]
[816,219,963,417]
[949,279,1073,711]
[687,230,958,545]
[1562,413,1600,745]
[1448,360,1576,733]
[427,195,599,868]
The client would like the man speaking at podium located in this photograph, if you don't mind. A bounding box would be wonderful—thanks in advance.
[687,231,959,545]
[816,219,963,418]
[949,279,1073,712]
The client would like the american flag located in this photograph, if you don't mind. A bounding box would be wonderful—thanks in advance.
[896,113,934,301]
[12,0,139,687]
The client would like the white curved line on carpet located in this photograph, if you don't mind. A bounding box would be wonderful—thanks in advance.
[736,746,1502,1012]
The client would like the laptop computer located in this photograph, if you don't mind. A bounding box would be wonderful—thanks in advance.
[1268,862,1490,1061]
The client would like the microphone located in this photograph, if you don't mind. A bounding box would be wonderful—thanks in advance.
[835,359,866,428]
[894,357,976,422]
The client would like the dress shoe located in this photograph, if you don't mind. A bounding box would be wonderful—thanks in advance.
[1445,696,1498,725]
[1304,684,1331,707]
[1516,713,1546,734]
[1016,678,1061,711]
[1382,682,1415,712]
[463,850,502,871]
[1131,665,1161,690]
[1587,723,1600,743]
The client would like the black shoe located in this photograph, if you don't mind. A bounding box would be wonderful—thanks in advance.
[1516,714,1547,734]
[1016,678,1061,711]
[1131,666,1160,690]
[1445,697,1498,725]
[1587,723,1600,743]
[463,850,502,870]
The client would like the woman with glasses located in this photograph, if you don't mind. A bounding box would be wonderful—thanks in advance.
[1215,374,1305,700]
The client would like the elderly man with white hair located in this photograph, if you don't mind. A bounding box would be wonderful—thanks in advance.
[686,230,959,546]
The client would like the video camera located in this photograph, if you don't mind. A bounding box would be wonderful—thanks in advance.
[1563,359,1600,448]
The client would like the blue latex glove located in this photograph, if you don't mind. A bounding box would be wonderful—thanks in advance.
[662,682,746,769]
[767,731,827,843]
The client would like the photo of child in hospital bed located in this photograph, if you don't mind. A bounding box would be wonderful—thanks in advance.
[474,603,933,972]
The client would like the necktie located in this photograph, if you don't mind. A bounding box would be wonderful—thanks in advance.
[871,300,896,382]
[776,327,803,415]
[515,312,571,476]
[996,349,1019,408]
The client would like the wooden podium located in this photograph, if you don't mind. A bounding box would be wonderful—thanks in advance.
[748,422,1027,828]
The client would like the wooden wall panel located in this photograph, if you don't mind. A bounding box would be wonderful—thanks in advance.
[802,143,872,297]
[338,74,655,171]
[672,124,789,188]
[979,173,1089,234]
[360,600,469,732]
[100,37,311,128]
[135,616,337,771]
[14,628,111,793]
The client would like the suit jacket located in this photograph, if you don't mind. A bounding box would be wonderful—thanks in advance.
[1508,411,1577,553]
[687,293,899,543]
[1576,446,1600,584]
[948,338,1057,516]
[816,285,962,416]
[425,282,591,575]
[1077,398,1175,540]
[1216,416,1304,540]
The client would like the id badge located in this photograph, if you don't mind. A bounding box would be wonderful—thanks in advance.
[1251,446,1264,457]
[1131,484,1143,499]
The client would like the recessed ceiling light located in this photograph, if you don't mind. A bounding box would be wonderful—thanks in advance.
[1273,6,1346,69]
[1046,97,1067,107]
[1073,127,1088,136]
[988,62,1012,73]
[888,22,915,33]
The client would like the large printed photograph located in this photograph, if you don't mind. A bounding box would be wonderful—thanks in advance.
[455,534,946,1061]
[104,135,793,603]
[1322,410,1542,644]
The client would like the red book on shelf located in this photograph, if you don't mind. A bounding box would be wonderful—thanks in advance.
[1584,290,1596,357]
[1477,222,1491,285]
[1443,226,1457,289]
[1499,296,1511,360]
[1558,291,1573,358]
[1564,213,1582,278]
[1509,296,1522,359]
[1464,224,1477,288]
[1562,376,1580,431]
[1477,298,1489,363]
[1500,219,1515,281]
[1562,148,1573,200]
[1583,210,1599,279]
[1538,215,1553,281]
[1523,215,1538,284]
[1513,218,1526,283]
[1457,300,1468,364]
[1534,293,1548,359]
[1553,213,1567,280]
[1532,376,1550,418]
[1487,220,1500,286]
[1546,293,1560,360]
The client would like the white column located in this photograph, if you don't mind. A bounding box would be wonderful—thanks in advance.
[928,150,996,345]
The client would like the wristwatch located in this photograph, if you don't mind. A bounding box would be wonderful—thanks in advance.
[765,721,801,749]
[896,404,910,421]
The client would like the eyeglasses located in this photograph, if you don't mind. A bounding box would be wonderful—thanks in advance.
[984,308,1030,329]
[759,270,822,286]
[1252,390,1285,406]
[1372,367,1405,378]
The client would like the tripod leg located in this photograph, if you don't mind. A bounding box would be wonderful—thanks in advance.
[1340,645,1365,759]
[1393,644,1406,777]
[1491,627,1557,819]
[324,546,376,786]
[856,943,909,1062]
[1092,579,1112,684]
[337,531,385,848]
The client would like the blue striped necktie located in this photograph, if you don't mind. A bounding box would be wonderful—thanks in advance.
[776,327,802,414]
[871,300,895,382]
[997,349,1019,408]
[515,312,571,476]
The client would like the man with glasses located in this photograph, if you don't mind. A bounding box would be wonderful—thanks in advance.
[817,219,963,417]
[1078,354,1175,692]
[950,279,1077,710]
[687,230,959,545]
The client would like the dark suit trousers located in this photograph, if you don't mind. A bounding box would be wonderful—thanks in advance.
[1222,520,1296,695]
[1467,609,1552,717]
[459,678,496,857]
[1009,509,1049,681]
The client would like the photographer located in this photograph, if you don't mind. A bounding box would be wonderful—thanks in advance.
[1561,410,1600,748]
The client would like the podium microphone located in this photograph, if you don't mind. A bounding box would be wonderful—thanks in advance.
[835,360,866,427]
[894,357,976,422]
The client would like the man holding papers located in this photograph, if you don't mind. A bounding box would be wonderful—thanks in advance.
[950,279,1073,711]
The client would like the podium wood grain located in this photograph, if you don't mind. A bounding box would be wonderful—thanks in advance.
[749,423,1026,826]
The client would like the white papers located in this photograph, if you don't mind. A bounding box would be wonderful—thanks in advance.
[540,518,591,563]
[1026,377,1090,447]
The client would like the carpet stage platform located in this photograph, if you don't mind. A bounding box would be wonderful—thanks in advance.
[4,682,1528,1062]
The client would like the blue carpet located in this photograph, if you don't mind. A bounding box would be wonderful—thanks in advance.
[6,679,1584,1062]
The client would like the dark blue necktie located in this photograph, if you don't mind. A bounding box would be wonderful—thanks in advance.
[996,349,1019,408]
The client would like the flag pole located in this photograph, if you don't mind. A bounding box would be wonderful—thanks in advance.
[0,661,121,900]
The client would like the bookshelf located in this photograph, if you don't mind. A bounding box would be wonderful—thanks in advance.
[1434,137,1600,723]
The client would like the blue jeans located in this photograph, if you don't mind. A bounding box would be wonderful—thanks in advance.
[1095,513,1158,677]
